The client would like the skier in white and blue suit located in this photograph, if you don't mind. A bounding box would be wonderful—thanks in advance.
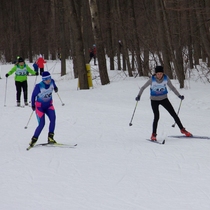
[135,66,192,141]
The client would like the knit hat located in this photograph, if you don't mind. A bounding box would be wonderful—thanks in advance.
[155,66,164,73]
[42,71,51,81]
[18,57,24,63]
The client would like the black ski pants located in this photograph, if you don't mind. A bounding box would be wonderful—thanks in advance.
[40,68,44,75]
[15,80,28,103]
[89,54,96,65]
[151,98,183,134]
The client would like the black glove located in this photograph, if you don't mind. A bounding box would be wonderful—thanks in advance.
[54,87,58,93]
[5,74,9,77]
[179,95,184,100]
[32,106,36,111]
[135,95,140,101]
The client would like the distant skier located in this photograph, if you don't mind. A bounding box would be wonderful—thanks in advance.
[89,44,97,65]
[36,54,46,75]
[5,57,36,106]
[135,65,192,141]
[29,71,58,147]
[33,62,39,75]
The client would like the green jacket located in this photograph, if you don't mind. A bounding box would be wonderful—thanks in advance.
[7,64,36,82]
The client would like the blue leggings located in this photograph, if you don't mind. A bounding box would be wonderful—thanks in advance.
[33,105,56,138]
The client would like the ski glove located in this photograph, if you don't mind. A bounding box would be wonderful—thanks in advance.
[54,87,58,93]
[179,95,184,100]
[32,106,36,111]
[135,95,140,101]
[5,74,9,77]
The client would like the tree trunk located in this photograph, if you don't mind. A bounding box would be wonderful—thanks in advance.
[155,0,172,78]
[195,0,210,61]
[89,0,110,85]
[160,0,184,88]
[115,0,132,76]
[185,0,194,69]
[130,0,143,76]
[67,0,89,89]
[58,0,66,76]
[107,0,115,70]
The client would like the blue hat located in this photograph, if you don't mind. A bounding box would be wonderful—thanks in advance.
[42,71,51,81]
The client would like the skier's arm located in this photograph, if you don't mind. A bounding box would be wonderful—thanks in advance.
[137,78,152,98]
[7,66,17,76]
[26,65,36,75]
[166,76,181,97]
[52,79,58,92]
[31,85,40,107]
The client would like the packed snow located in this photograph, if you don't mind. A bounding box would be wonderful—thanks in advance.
[0,59,210,210]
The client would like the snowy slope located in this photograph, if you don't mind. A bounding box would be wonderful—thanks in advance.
[0,60,210,210]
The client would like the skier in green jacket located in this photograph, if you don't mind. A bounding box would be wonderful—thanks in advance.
[5,57,36,106]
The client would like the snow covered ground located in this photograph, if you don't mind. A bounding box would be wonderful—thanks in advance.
[1,60,210,210]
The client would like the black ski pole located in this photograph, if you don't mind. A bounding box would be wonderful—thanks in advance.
[172,100,182,127]
[129,101,138,126]
[4,78,8,107]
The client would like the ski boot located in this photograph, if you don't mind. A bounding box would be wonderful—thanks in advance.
[48,133,57,144]
[181,128,192,137]
[29,137,38,147]
[17,102,20,107]
[24,101,29,106]
[151,133,157,141]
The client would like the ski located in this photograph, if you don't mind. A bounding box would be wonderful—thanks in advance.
[26,142,77,150]
[146,139,165,144]
[168,135,210,140]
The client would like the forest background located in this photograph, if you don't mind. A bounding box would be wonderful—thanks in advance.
[0,0,210,89]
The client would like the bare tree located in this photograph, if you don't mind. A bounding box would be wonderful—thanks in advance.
[106,0,115,71]
[154,0,172,78]
[159,0,185,87]
[57,0,67,76]
[1,0,210,86]
[115,0,133,77]
[67,0,89,89]
[89,0,110,85]
[194,0,210,65]
[130,0,143,76]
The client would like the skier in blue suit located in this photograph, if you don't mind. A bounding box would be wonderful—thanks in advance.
[29,71,58,147]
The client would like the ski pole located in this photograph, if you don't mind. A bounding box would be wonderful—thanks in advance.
[0,65,2,79]
[4,78,8,107]
[33,75,38,87]
[24,111,34,129]
[45,62,49,71]
[57,92,65,106]
[172,100,182,127]
[129,101,138,126]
